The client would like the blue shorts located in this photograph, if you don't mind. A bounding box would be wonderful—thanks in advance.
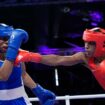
[0,97,30,105]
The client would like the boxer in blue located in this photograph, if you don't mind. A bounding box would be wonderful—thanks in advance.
[0,23,55,105]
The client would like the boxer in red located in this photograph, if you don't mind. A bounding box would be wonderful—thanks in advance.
[15,27,105,91]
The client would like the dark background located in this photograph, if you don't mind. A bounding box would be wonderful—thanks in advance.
[0,0,105,105]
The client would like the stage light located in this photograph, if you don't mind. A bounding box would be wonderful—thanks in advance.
[89,10,103,26]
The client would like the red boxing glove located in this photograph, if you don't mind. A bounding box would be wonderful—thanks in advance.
[15,49,42,65]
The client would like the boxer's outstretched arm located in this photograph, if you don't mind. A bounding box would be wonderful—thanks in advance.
[41,52,85,66]
[15,50,85,66]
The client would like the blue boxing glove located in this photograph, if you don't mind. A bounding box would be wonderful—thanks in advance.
[6,29,29,61]
[32,84,56,105]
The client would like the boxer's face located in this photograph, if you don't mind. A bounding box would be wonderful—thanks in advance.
[0,37,8,53]
[84,41,96,57]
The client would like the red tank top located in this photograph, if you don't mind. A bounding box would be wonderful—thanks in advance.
[88,58,105,90]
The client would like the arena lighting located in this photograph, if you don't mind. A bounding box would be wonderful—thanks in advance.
[37,45,59,55]
[89,11,103,26]
[64,41,85,52]
[64,33,81,39]
[82,10,103,26]
[89,11,103,23]
[69,9,103,26]
[37,43,85,56]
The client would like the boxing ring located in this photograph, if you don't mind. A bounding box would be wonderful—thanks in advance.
[29,94,105,105]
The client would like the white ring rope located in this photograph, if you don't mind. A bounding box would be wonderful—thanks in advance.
[29,94,105,105]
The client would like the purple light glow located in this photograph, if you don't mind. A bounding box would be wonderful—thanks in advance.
[89,11,103,23]
[65,33,81,38]
[64,41,85,52]
[91,22,98,26]
[38,45,59,55]
[37,44,85,55]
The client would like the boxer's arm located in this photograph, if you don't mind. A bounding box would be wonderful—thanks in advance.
[0,60,14,81]
[16,50,85,66]
[21,63,37,89]
[21,63,56,105]
[41,52,84,66]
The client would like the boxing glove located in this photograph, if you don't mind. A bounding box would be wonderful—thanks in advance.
[6,29,29,61]
[15,49,42,65]
[32,84,56,105]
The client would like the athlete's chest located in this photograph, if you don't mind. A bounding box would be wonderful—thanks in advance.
[0,60,22,81]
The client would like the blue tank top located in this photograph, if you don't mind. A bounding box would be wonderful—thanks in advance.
[0,60,23,90]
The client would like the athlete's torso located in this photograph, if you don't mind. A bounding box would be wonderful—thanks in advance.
[0,60,32,105]
[88,58,105,90]
[0,60,22,90]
